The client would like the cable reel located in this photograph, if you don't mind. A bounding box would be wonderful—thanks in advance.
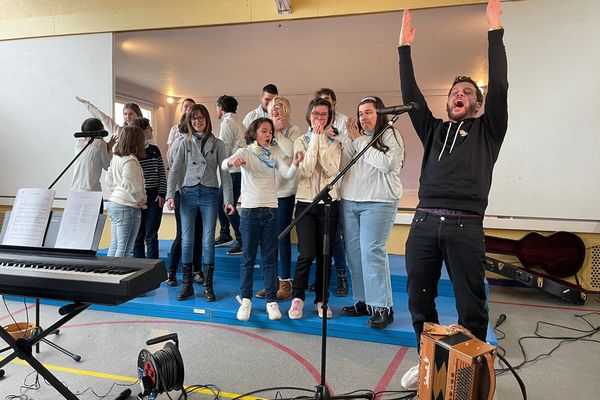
[137,333,185,399]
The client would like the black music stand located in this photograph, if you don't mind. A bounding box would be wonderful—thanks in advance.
[0,209,105,362]
[278,114,400,400]
[0,302,90,400]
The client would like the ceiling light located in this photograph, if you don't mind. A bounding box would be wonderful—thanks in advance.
[274,0,291,15]
[166,97,175,104]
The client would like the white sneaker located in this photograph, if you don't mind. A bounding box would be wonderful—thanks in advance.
[236,295,252,321]
[316,302,333,319]
[400,364,420,390]
[288,298,304,319]
[266,301,282,320]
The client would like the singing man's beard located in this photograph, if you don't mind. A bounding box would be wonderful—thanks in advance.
[446,102,478,121]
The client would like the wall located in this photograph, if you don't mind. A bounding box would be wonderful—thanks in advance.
[0,33,114,203]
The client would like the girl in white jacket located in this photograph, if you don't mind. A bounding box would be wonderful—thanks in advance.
[106,126,147,257]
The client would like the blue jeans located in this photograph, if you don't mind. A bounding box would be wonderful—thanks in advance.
[277,195,296,279]
[168,191,203,273]
[133,189,163,259]
[180,184,219,265]
[406,210,488,343]
[107,202,142,258]
[342,200,396,308]
[239,207,279,302]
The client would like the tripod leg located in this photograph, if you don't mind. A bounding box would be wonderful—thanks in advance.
[41,338,81,362]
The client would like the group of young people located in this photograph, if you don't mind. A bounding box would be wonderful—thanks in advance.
[74,84,405,329]
[72,0,507,390]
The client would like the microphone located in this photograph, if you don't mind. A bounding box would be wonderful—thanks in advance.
[376,102,419,115]
[74,130,108,138]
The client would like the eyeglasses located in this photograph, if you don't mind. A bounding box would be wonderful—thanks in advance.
[310,111,329,119]
[192,115,205,121]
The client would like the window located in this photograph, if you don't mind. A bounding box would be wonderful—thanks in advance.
[114,100,153,126]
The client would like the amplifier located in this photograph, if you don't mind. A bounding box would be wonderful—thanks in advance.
[418,323,496,400]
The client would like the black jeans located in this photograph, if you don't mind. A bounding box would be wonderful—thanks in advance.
[217,172,242,241]
[292,201,339,303]
[133,189,164,259]
[168,191,203,273]
[405,210,488,347]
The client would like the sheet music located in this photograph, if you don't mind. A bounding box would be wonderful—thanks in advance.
[55,191,102,250]
[2,188,55,247]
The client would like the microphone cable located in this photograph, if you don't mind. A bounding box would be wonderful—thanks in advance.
[151,344,185,397]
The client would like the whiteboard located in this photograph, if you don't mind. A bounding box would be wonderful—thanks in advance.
[487,0,600,221]
[0,33,113,202]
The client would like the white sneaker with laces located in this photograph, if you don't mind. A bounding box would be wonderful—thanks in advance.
[266,301,282,320]
[400,364,420,390]
[316,302,333,319]
[288,298,304,319]
[236,295,252,321]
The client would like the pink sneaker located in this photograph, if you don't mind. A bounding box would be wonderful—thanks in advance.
[288,298,304,319]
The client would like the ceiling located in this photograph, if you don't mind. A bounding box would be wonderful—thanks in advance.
[114,3,489,100]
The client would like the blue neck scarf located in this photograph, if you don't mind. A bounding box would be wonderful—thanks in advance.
[250,141,276,169]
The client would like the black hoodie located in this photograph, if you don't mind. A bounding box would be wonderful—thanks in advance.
[399,29,508,216]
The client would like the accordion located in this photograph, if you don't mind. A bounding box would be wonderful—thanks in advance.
[418,323,496,400]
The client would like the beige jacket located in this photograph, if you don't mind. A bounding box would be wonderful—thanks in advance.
[293,132,342,203]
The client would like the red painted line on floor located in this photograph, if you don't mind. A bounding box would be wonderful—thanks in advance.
[0,304,36,322]
[489,300,600,313]
[58,319,326,390]
[373,346,410,394]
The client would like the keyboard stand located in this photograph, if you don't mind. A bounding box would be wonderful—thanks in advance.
[0,302,90,400]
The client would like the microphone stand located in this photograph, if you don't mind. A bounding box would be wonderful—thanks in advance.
[279,115,400,400]
[32,136,98,358]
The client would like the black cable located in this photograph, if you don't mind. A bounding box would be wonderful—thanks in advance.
[185,384,221,400]
[373,389,417,400]
[495,312,600,375]
[230,386,317,400]
[496,352,527,400]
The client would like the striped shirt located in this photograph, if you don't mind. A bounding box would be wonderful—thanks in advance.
[139,144,167,197]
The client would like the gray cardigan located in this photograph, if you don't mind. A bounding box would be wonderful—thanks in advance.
[166,133,233,205]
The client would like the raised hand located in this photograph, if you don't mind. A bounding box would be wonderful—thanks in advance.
[273,116,289,131]
[228,156,246,168]
[400,9,416,46]
[347,117,361,141]
[292,151,304,166]
[486,0,502,30]
[324,126,338,139]
[107,134,117,151]
[313,120,324,135]
[75,96,87,104]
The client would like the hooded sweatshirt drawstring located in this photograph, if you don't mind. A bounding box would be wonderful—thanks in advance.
[438,121,463,162]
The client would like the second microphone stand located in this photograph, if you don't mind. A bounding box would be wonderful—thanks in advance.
[279,115,400,400]
[32,136,99,360]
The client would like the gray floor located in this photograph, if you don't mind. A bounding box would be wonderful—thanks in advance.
[1,286,599,400]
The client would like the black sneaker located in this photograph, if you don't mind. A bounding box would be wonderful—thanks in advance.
[368,307,394,329]
[215,235,235,247]
[227,242,243,256]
